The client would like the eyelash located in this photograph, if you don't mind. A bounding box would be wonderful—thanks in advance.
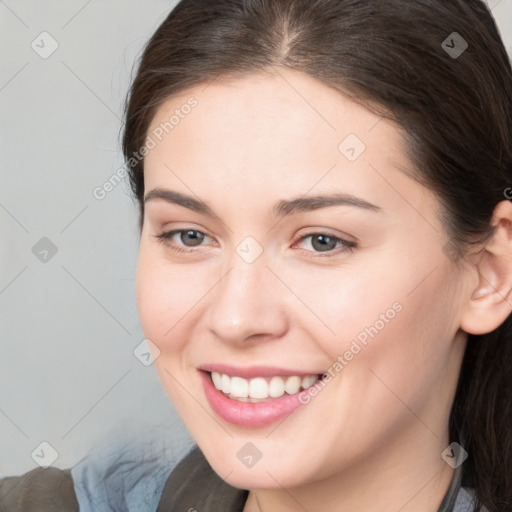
[153,229,357,257]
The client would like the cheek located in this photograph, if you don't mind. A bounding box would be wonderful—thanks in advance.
[305,252,457,393]
[332,266,458,420]
[135,248,214,411]
[135,246,209,352]
[274,256,405,358]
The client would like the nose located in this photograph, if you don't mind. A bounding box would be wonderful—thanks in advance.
[206,255,289,346]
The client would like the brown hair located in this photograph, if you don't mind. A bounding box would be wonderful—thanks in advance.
[122,1,512,509]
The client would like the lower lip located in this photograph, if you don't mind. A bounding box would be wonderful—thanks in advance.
[200,371,314,428]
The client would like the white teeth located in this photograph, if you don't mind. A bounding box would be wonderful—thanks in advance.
[269,376,285,398]
[284,376,301,395]
[230,376,249,398]
[211,371,222,390]
[221,373,231,394]
[210,371,320,401]
[301,375,318,389]
[249,378,268,399]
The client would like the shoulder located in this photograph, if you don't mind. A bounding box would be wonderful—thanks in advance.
[156,445,249,512]
[0,466,78,512]
[0,424,190,512]
[70,424,190,512]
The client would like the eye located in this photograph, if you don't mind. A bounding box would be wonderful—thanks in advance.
[294,232,356,255]
[154,229,213,252]
[154,229,356,256]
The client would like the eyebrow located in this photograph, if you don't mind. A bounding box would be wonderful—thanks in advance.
[144,188,218,218]
[144,188,381,218]
[273,194,380,216]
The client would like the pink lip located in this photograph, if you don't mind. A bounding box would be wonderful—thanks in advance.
[198,363,322,379]
[199,370,314,428]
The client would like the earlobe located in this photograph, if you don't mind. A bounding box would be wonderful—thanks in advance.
[460,200,512,335]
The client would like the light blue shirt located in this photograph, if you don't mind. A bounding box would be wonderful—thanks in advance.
[71,424,194,512]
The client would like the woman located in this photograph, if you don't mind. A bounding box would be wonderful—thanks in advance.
[2,0,511,511]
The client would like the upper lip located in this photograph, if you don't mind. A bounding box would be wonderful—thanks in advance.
[198,363,323,379]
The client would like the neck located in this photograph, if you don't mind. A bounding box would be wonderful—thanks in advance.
[244,423,456,512]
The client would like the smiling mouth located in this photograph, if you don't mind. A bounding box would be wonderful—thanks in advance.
[208,371,323,403]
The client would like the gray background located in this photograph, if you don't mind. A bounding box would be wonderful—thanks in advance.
[1,0,511,476]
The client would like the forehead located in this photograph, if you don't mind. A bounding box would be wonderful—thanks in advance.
[143,68,435,223]
[146,69,394,166]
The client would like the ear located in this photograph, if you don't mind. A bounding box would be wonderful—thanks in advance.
[460,200,512,335]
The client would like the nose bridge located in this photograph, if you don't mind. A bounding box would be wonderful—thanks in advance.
[207,246,287,343]
[222,257,263,305]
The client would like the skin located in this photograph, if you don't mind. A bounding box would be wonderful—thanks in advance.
[136,68,512,512]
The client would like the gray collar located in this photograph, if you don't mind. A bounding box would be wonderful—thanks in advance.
[437,463,463,512]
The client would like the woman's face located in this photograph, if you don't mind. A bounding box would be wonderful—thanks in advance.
[137,69,474,490]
